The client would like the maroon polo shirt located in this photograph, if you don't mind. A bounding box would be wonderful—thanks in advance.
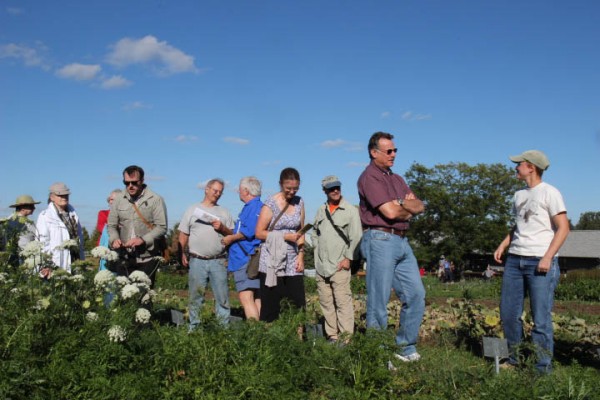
[357,160,413,230]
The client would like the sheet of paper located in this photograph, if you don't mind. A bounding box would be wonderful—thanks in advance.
[193,207,220,223]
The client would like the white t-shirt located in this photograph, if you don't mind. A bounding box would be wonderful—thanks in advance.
[179,203,234,257]
[508,182,567,257]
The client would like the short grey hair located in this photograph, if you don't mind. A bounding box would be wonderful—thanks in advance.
[206,178,225,189]
[107,188,122,203]
[240,176,261,196]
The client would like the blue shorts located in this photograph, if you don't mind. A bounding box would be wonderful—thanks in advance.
[233,264,260,292]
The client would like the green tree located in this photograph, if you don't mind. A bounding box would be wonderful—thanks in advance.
[405,162,522,267]
[575,211,600,230]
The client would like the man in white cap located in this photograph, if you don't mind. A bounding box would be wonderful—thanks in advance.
[311,175,362,343]
[494,150,569,374]
[36,183,85,273]
[1,195,40,265]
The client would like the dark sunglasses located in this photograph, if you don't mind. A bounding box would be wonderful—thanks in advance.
[123,180,140,187]
[378,148,398,155]
[325,186,341,192]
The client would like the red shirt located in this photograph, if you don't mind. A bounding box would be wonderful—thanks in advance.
[357,161,413,230]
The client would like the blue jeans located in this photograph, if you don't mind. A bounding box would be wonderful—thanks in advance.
[500,254,559,373]
[361,229,426,356]
[188,258,230,328]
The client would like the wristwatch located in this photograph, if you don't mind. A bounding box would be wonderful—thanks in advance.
[397,198,405,206]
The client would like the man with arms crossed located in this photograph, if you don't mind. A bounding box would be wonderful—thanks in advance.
[494,150,569,374]
[108,165,167,286]
[222,176,263,320]
[311,175,362,343]
[179,178,234,329]
[357,131,426,363]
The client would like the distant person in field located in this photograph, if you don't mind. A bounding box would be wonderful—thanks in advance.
[108,165,167,287]
[179,178,234,329]
[494,150,569,374]
[311,175,362,343]
[97,189,121,271]
[221,176,264,321]
[1,195,40,265]
[37,183,85,274]
[357,131,426,364]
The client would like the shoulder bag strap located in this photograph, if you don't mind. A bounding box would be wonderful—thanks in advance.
[325,205,350,246]
[235,201,290,254]
[131,201,154,230]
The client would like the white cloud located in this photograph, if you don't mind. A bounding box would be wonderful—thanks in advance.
[223,136,250,145]
[56,63,101,81]
[6,7,24,16]
[123,101,152,111]
[101,75,132,89]
[320,139,346,148]
[381,111,391,118]
[320,139,362,152]
[0,43,49,69]
[402,110,432,121]
[174,135,198,143]
[347,161,369,168]
[106,35,199,75]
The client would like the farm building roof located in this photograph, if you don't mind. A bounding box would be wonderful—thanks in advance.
[559,230,600,259]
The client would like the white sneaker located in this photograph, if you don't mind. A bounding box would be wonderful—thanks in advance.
[394,352,421,362]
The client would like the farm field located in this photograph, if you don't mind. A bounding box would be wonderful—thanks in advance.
[1,264,599,399]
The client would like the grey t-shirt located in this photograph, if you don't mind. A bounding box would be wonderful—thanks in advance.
[179,203,234,257]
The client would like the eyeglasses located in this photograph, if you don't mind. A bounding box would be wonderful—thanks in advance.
[376,148,398,155]
[123,180,140,187]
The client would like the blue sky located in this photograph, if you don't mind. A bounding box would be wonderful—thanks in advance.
[1,0,599,233]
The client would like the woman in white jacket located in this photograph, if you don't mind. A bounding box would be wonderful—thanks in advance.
[36,182,85,273]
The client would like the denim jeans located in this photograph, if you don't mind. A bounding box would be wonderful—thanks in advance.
[188,257,230,329]
[500,254,559,373]
[361,229,426,356]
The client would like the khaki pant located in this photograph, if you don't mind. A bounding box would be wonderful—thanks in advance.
[316,269,354,340]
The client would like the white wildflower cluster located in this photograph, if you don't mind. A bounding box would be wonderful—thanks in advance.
[86,312,99,322]
[69,274,85,283]
[141,290,157,305]
[91,246,119,261]
[121,284,140,300]
[135,308,151,324]
[55,239,80,251]
[94,270,115,289]
[129,271,152,288]
[33,298,50,311]
[20,240,44,258]
[0,272,7,283]
[115,276,130,287]
[11,287,19,294]
[107,325,127,343]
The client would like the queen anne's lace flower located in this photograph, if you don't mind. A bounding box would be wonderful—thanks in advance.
[135,308,152,324]
[20,240,44,258]
[55,239,79,251]
[141,289,157,305]
[0,272,7,283]
[129,271,152,287]
[94,270,115,288]
[107,325,127,342]
[69,274,85,283]
[33,298,50,310]
[86,312,98,322]
[115,276,130,287]
[121,284,140,300]
[91,246,119,261]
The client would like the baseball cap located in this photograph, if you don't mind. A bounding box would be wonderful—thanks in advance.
[509,150,550,171]
[49,182,71,195]
[322,175,341,189]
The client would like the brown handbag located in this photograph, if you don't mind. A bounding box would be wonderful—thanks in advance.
[246,202,290,279]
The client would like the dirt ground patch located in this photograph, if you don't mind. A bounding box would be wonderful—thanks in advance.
[427,297,600,316]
